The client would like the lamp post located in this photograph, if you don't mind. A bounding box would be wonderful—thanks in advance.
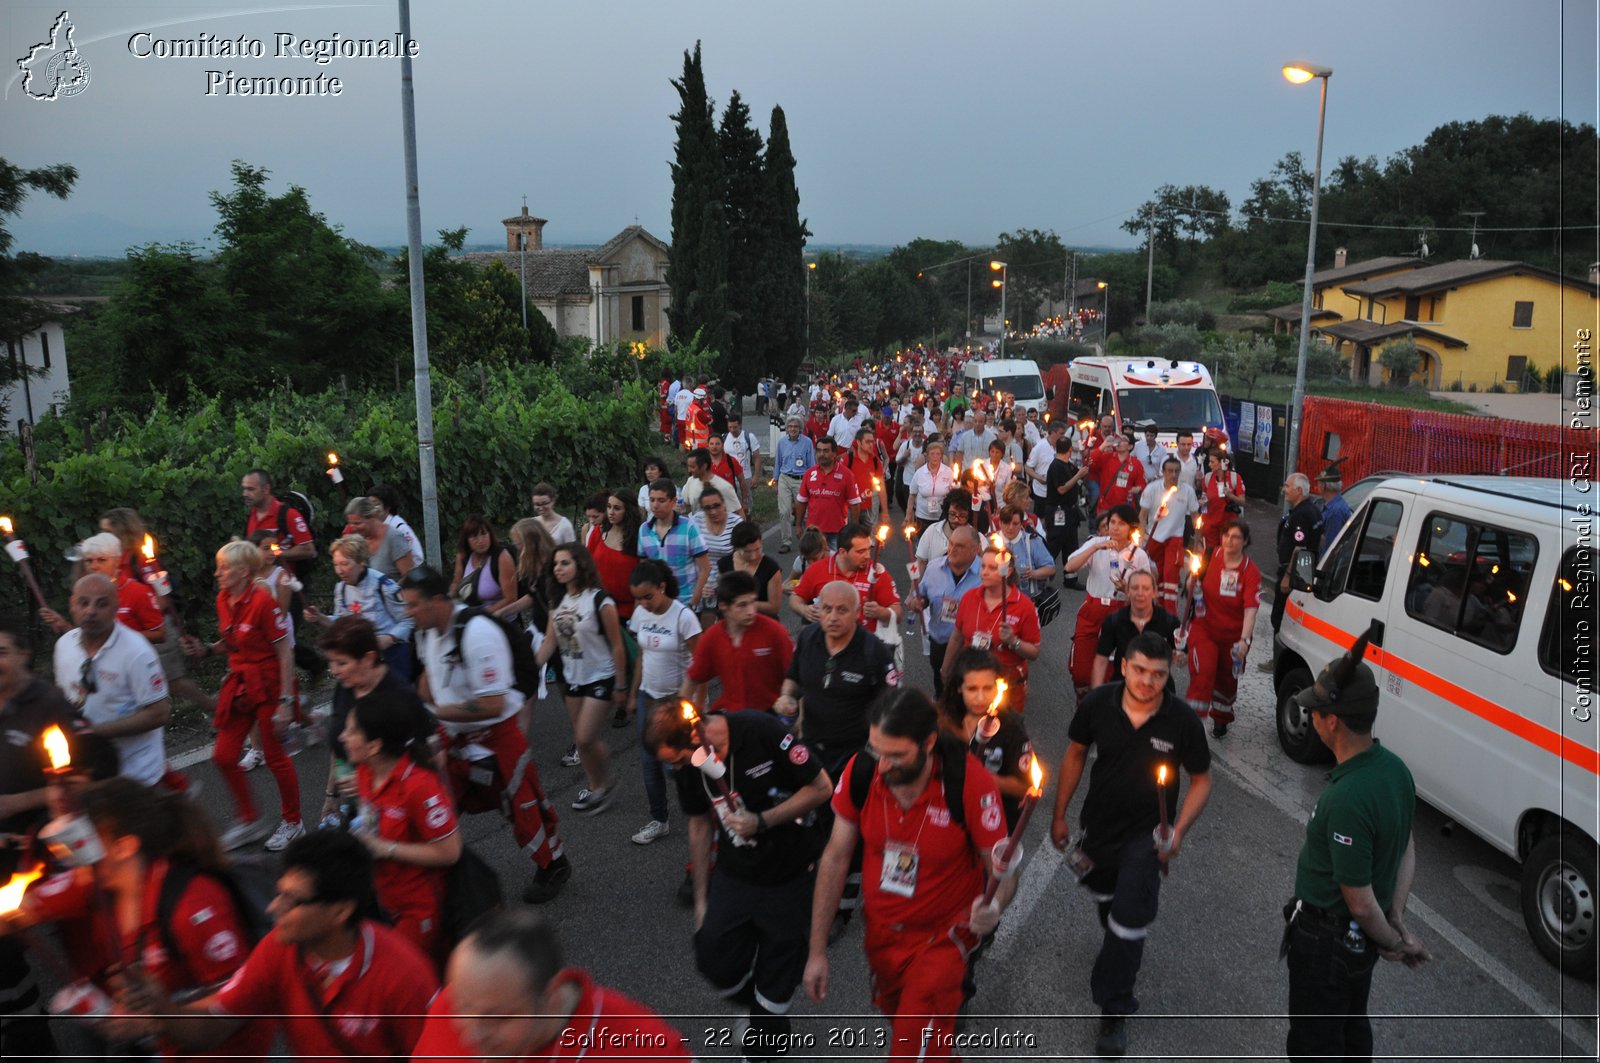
[1282,60,1332,499]
[1096,280,1109,347]
[990,260,1007,358]
[806,261,816,364]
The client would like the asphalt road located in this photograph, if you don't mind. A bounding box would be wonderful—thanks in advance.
[157,497,1597,1061]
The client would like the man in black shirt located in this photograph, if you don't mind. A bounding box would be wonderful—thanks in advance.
[0,616,73,1063]
[649,705,833,1063]
[1271,472,1324,642]
[1042,433,1089,580]
[1090,570,1180,692]
[1050,632,1211,1059]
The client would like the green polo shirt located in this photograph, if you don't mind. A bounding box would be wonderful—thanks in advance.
[1293,740,1416,918]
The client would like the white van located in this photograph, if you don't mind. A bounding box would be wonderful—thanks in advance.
[961,358,1047,415]
[1273,475,1598,976]
[1057,357,1224,445]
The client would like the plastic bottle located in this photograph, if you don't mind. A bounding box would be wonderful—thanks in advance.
[1232,642,1246,679]
[1342,920,1366,954]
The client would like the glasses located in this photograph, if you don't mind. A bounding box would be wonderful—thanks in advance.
[703,502,724,511]
[80,656,98,696]
[275,891,326,911]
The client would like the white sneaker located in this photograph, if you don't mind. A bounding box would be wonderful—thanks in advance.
[631,819,670,845]
[560,744,581,767]
[238,746,264,771]
[264,819,306,852]
[220,818,273,851]
[571,787,611,814]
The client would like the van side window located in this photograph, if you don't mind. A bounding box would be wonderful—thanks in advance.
[1406,513,1536,654]
[1539,547,1597,681]
[1321,504,1362,596]
[1340,499,1403,602]
[1068,381,1104,418]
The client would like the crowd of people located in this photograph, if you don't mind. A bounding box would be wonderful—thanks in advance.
[0,346,1405,1062]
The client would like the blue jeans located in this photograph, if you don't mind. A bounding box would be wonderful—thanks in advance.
[638,690,670,822]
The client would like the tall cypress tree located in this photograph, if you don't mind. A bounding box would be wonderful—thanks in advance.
[719,91,765,387]
[666,42,729,359]
[760,105,808,380]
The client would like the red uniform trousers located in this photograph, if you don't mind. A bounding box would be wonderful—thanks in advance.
[445,716,564,871]
[1185,616,1242,725]
[1149,536,1187,615]
[213,664,301,825]
[864,920,969,1061]
[1201,520,1224,556]
[1070,596,1120,695]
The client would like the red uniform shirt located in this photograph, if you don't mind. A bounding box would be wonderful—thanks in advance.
[1198,549,1262,640]
[844,445,885,502]
[953,586,1041,679]
[117,574,165,635]
[359,760,459,932]
[876,419,901,455]
[805,412,830,441]
[708,454,743,484]
[794,553,900,632]
[217,584,289,668]
[213,920,438,1063]
[685,614,793,711]
[833,751,1008,929]
[1093,451,1146,512]
[795,465,862,534]
[1203,469,1244,516]
[412,972,690,1061]
[245,501,313,550]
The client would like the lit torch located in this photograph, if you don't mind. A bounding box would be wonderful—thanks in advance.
[0,517,51,612]
[0,865,43,916]
[982,754,1044,903]
[1155,484,1178,521]
[1154,764,1174,874]
[683,702,756,848]
[326,451,344,485]
[977,677,1008,740]
[141,534,172,598]
[871,523,889,569]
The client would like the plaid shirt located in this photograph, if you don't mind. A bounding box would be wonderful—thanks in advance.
[639,515,707,607]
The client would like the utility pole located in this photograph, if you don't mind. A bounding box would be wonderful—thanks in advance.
[397,0,440,567]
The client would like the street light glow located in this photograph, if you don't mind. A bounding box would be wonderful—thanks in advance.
[1282,62,1332,84]
[992,279,1003,288]
[989,260,1006,271]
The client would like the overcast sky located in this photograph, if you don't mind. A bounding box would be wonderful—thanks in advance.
[4,0,1595,257]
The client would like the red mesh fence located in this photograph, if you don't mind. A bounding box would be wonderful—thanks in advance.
[1296,396,1591,482]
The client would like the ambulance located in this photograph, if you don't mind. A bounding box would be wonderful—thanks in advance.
[1274,474,1599,978]
[1045,357,1224,443]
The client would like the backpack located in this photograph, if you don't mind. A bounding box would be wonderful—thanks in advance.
[441,845,503,945]
[245,493,317,580]
[449,606,542,700]
[155,855,275,986]
[845,731,969,832]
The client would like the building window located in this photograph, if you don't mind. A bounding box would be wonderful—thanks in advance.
[1512,301,1533,328]
[1506,355,1528,382]
[1404,296,1420,321]
[40,331,50,369]
[631,295,645,333]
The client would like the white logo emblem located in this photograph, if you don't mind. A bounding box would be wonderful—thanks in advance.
[18,12,92,101]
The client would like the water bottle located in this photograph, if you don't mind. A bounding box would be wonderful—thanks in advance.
[1232,642,1246,679]
[334,759,359,828]
[1342,920,1366,954]
[1191,580,1206,619]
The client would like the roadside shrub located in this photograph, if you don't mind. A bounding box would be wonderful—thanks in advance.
[1147,299,1216,332]
[1544,364,1564,394]
[1448,379,1464,392]
[1377,339,1421,388]
[1488,381,1506,394]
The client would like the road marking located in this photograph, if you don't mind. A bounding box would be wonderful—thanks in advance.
[988,840,1063,962]
[1208,742,1597,1054]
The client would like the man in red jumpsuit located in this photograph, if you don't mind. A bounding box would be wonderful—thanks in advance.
[804,689,1017,1060]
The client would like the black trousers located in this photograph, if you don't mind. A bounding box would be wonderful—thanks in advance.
[1080,833,1164,1016]
[928,639,949,698]
[1285,916,1380,1062]
[695,869,813,1060]
[1271,563,1289,633]
[0,937,56,1063]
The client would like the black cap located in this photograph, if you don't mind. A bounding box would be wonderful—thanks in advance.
[1295,620,1381,718]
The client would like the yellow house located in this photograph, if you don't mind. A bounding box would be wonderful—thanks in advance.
[1272,253,1600,390]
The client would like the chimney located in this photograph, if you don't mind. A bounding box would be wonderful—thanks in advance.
[503,204,547,253]
[1334,247,1347,270]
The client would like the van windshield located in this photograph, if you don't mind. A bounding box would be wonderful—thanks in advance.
[977,374,1044,401]
[1115,388,1224,432]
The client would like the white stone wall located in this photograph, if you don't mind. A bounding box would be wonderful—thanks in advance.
[1,321,70,430]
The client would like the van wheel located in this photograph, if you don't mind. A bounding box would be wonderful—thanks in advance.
[1275,667,1331,764]
[1521,831,1599,981]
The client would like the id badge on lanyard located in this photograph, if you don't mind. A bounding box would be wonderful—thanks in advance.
[970,631,992,650]
[1053,507,1066,527]
[881,844,920,897]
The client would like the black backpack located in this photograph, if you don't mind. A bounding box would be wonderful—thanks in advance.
[244,493,317,580]
[449,606,542,700]
[155,855,275,987]
[845,731,969,832]
[441,845,503,945]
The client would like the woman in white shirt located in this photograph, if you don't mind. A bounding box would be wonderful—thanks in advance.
[907,438,955,533]
[1064,503,1156,699]
[625,560,701,845]
[689,487,742,621]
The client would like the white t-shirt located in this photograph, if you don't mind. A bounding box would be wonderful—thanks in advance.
[418,607,523,735]
[724,431,760,477]
[1139,480,1201,541]
[675,389,694,421]
[895,437,925,486]
[910,463,955,520]
[1134,440,1172,484]
[550,588,617,687]
[537,514,577,547]
[1067,536,1157,601]
[54,625,168,786]
[386,514,426,566]
[828,412,865,448]
[628,599,701,697]
[1027,437,1057,498]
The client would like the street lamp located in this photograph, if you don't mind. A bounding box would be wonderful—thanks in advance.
[990,260,1007,358]
[1282,60,1332,501]
[806,261,816,365]
[1096,281,1109,346]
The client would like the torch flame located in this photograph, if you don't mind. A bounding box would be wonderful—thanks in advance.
[0,517,12,536]
[141,534,157,562]
[875,524,890,544]
[1195,515,1204,529]
[1028,754,1044,796]
[1130,529,1142,546]
[872,477,883,492]
[988,677,1008,714]
[1157,764,1169,787]
[904,525,916,541]
[989,532,1006,552]
[1078,420,1094,433]
[41,725,70,772]
[327,452,340,467]
[679,700,699,723]
[0,865,43,914]
[1187,552,1202,575]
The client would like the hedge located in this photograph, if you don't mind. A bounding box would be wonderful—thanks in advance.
[0,362,657,630]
